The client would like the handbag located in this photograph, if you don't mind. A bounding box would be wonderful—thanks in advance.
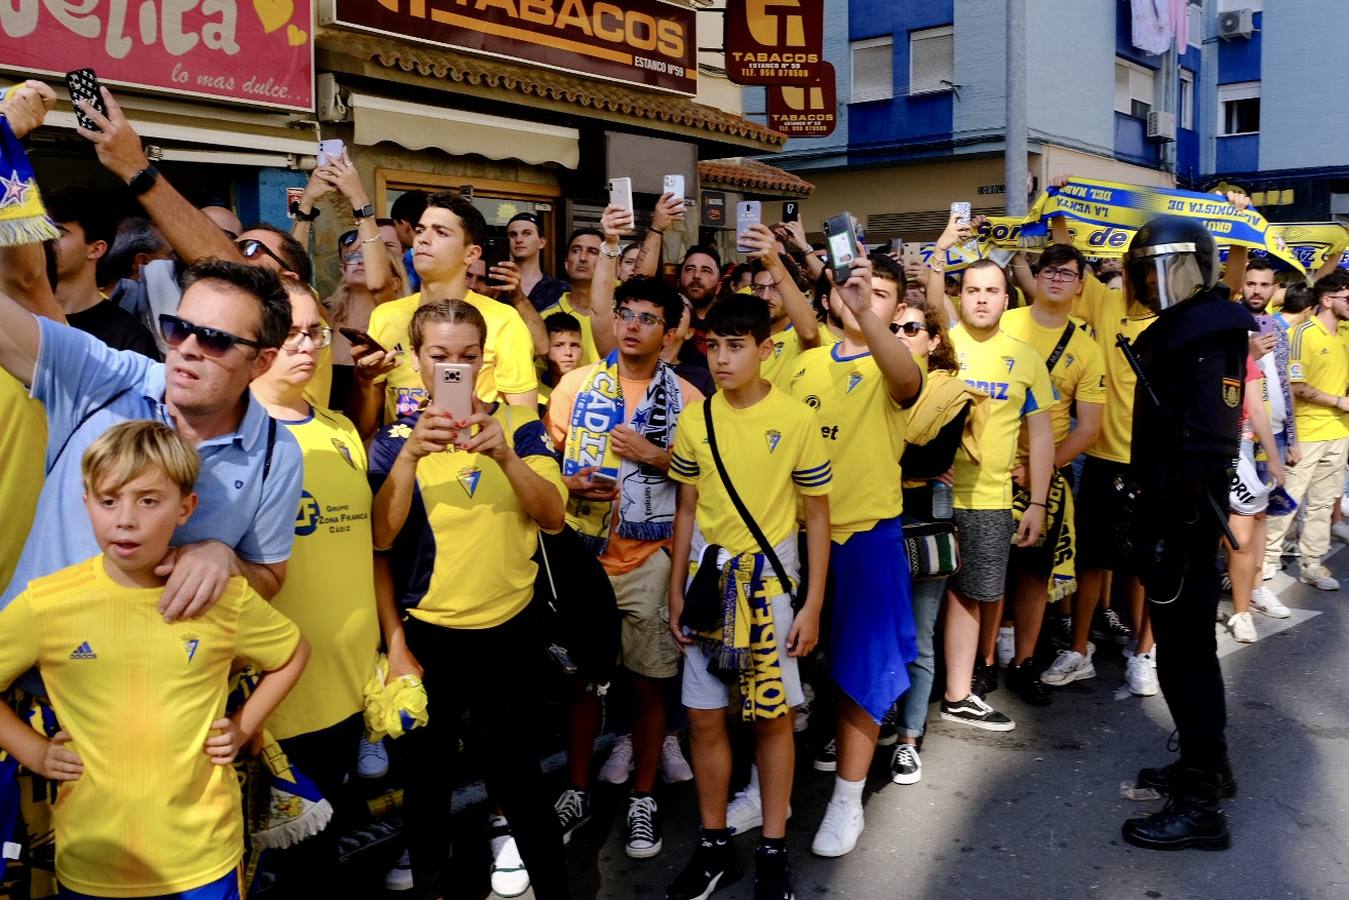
[902,519,961,582]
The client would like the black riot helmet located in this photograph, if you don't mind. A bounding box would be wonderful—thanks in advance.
[1123,216,1220,313]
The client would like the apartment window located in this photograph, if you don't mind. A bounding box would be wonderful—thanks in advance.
[1218,82,1260,135]
[1114,59,1155,118]
[1179,69,1194,129]
[851,36,893,103]
[1219,0,1260,11]
[909,26,954,95]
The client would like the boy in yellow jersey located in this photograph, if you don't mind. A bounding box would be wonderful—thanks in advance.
[788,251,923,859]
[1264,271,1349,589]
[0,420,308,900]
[346,192,537,438]
[737,224,823,388]
[944,260,1054,734]
[543,312,585,391]
[998,245,1105,699]
[665,296,831,900]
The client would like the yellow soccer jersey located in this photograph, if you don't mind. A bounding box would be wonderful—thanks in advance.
[1071,273,1156,463]
[1289,316,1349,441]
[670,386,832,552]
[1000,306,1107,456]
[368,290,538,423]
[0,560,299,897]
[540,293,600,367]
[269,406,380,741]
[0,372,44,591]
[369,404,566,629]
[950,326,1055,510]
[788,344,913,542]
[761,325,814,388]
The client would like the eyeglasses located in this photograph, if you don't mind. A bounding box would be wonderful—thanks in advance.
[282,326,332,351]
[615,307,665,328]
[338,229,358,248]
[889,321,929,336]
[751,282,778,297]
[1038,266,1082,283]
[158,314,263,357]
[236,238,291,271]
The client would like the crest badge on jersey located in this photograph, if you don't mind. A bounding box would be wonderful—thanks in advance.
[182,634,200,664]
[458,466,482,498]
[1003,356,1016,373]
[846,372,863,394]
[765,429,782,453]
[331,437,357,470]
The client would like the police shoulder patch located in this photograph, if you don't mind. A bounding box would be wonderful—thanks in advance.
[1221,377,1241,409]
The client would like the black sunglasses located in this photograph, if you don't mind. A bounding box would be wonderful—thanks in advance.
[889,321,929,336]
[159,314,263,357]
[338,229,358,248]
[236,238,291,271]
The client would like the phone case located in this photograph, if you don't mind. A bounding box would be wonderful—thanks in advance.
[66,69,107,132]
[951,201,972,224]
[317,139,344,167]
[663,175,685,203]
[608,178,634,214]
[736,202,761,252]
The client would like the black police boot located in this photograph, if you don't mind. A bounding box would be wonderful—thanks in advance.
[1137,760,1237,798]
[1005,659,1052,707]
[1122,769,1231,851]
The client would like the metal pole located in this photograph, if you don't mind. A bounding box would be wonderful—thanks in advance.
[1005,0,1028,216]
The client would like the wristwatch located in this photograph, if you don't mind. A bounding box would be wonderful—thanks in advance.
[352,203,375,220]
[127,165,159,196]
[289,200,319,222]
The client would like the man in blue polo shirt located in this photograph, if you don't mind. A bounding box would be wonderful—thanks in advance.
[0,258,302,618]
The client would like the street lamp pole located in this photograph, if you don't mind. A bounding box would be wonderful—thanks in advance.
[1005,0,1029,216]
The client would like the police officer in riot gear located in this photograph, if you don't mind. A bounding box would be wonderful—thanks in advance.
[1116,216,1255,850]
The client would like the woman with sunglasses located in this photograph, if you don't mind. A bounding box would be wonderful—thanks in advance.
[325,228,408,408]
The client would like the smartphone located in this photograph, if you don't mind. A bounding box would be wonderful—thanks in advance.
[950,201,980,255]
[822,213,860,283]
[482,237,508,284]
[65,68,107,132]
[736,201,762,253]
[608,177,634,219]
[901,242,925,269]
[889,238,903,254]
[337,326,386,354]
[317,138,345,167]
[589,471,618,485]
[432,362,474,441]
[782,201,800,223]
[663,174,685,206]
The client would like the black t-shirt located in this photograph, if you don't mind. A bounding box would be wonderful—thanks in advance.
[67,299,161,360]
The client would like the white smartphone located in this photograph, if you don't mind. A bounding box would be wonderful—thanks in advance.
[736,200,762,253]
[950,201,980,255]
[432,362,474,443]
[608,177,634,218]
[317,139,345,167]
[663,174,685,206]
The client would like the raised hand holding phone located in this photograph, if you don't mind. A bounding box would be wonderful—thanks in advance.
[736,201,762,253]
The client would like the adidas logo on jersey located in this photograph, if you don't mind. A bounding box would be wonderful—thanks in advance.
[69,641,97,660]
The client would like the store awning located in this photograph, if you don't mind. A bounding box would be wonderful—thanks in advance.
[349,93,579,169]
[699,159,815,197]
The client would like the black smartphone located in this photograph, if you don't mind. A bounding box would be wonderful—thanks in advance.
[822,213,860,284]
[65,68,108,132]
[782,201,800,223]
[483,237,508,284]
[338,326,387,355]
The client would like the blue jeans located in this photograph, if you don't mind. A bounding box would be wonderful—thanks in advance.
[899,577,946,739]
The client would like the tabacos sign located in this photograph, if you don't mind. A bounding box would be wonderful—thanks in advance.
[0,0,315,112]
[766,61,835,137]
[328,0,696,95]
[726,0,824,85]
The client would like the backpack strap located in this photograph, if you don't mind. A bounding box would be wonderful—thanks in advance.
[47,388,133,476]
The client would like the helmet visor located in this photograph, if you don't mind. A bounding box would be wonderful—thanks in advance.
[1124,247,1206,312]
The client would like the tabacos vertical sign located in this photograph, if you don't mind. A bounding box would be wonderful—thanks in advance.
[766,61,836,137]
[0,0,315,112]
[726,0,824,85]
[328,0,696,96]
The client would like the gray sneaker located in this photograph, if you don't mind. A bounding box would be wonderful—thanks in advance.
[1299,564,1340,591]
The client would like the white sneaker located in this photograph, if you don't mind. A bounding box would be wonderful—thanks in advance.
[357,736,389,779]
[811,799,864,857]
[1262,563,1277,582]
[488,817,530,898]
[1299,564,1341,591]
[1126,652,1159,696]
[1250,586,1291,618]
[996,626,1015,668]
[1228,611,1257,643]
[725,787,792,834]
[384,849,413,891]
[660,734,694,783]
[1333,521,1349,544]
[598,734,634,784]
[1040,648,1095,686]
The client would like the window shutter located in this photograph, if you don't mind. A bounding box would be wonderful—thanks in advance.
[851,37,894,103]
[909,27,953,95]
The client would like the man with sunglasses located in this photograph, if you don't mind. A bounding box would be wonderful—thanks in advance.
[0,259,303,625]
[999,244,1106,701]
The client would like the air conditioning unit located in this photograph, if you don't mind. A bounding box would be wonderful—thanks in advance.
[1146,110,1176,142]
[1217,9,1254,40]
[316,74,348,123]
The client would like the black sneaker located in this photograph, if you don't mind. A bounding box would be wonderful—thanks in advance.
[876,705,899,747]
[889,743,922,785]
[939,694,1015,732]
[554,788,590,845]
[753,842,794,900]
[666,833,740,899]
[812,737,837,773]
[626,793,663,859]
[1005,659,1052,707]
[1091,607,1133,646]
[971,660,998,698]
